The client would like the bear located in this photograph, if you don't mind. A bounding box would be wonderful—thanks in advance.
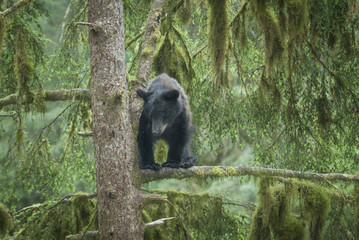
[136,73,197,170]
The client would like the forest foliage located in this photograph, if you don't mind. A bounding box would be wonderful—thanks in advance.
[0,0,359,239]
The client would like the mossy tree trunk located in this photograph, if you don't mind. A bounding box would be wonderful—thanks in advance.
[88,0,143,239]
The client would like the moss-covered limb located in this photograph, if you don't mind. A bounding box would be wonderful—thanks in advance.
[141,165,359,183]
[0,88,90,109]
[65,231,99,240]
[145,217,175,229]
[129,0,167,125]
[14,193,97,217]
[0,0,32,18]
[141,194,168,207]
[135,0,167,85]
[0,113,15,117]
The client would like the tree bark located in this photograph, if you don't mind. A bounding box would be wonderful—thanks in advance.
[88,0,143,239]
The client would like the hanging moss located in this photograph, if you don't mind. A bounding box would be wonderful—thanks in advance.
[270,184,305,240]
[143,191,245,239]
[348,0,359,22]
[248,178,272,240]
[251,1,284,76]
[354,183,359,238]
[79,102,92,131]
[142,210,163,240]
[33,89,46,113]
[176,0,192,25]
[207,0,229,87]
[287,0,308,39]
[231,8,247,49]
[14,194,96,240]
[154,140,168,164]
[0,17,6,53]
[152,32,193,89]
[15,24,34,110]
[316,96,331,130]
[0,203,14,237]
[340,29,355,59]
[15,120,26,155]
[299,182,331,240]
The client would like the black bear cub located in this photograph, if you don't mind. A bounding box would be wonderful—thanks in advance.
[136,73,197,170]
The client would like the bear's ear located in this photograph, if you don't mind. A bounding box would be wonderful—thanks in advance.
[165,89,179,100]
[136,88,148,100]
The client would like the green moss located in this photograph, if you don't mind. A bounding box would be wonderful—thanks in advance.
[287,0,308,38]
[0,17,6,53]
[176,0,192,25]
[143,191,245,239]
[141,47,153,59]
[228,167,237,175]
[0,203,14,236]
[207,0,229,87]
[152,32,193,88]
[33,89,46,113]
[354,183,359,237]
[15,121,26,155]
[154,140,168,164]
[109,90,124,105]
[14,193,96,240]
[79,102,92,131]
[298,182,331,240]
[15,25,34,110]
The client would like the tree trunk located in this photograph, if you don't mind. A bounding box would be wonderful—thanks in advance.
[88,0,143,239]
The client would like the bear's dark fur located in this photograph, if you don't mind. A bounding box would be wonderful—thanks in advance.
[136,73,197,170]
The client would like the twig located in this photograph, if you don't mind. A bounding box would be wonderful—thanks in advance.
[223,202,256,210]
[15,193,96,236]
[0,113,15,117]
[0,0,32,18]
[76,22,101,32]
[145,217,175,228]
[78,131,93,136]
[314,173,348,201]
[125,32,145,50]
[192,44,207,60]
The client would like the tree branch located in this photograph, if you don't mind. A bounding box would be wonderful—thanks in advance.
[0,88,90,109]
[140,165,359,183]
[145,217,175,229]
[0,0,32,18]
[65,231,99,240]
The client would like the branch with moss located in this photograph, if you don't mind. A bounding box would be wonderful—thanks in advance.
[141,165,359,183]
[135,0,167,85]
[0,88,90,109]
[0,0,32,18]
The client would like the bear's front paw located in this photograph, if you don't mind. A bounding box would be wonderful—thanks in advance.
[142,163,162,171]
[162,161,180,168]
[180,157,197,168]
[180,161,193,168]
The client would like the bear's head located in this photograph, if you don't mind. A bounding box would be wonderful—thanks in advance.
[137,87,183,137]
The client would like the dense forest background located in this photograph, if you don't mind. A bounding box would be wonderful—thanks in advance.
[1,0,359,239]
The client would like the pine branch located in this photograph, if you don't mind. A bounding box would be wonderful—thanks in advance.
[0,0,32,18]
[141,165,359,183]
[0,88,90,109]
